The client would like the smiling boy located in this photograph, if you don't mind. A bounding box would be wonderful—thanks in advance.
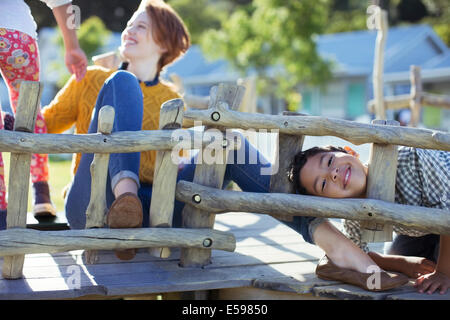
[289,145,450,294]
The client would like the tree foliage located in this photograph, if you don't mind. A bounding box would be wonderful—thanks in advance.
[199,0,333,110]
[24,0,450,109]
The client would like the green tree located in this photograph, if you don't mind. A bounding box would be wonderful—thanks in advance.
[168,0,229,44]
[200,0,332,110]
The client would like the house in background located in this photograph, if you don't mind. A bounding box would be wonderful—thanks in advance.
[167,24,450,129]
[1,24,449,130]
[301,24,450,129]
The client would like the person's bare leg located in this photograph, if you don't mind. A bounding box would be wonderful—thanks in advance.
[313,220,380,273]
[113,178,138,198]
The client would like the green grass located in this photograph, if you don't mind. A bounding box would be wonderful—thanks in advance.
[3,153,72,213]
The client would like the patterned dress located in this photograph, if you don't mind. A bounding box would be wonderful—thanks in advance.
[0,28,49,210]
[343,147,450,251]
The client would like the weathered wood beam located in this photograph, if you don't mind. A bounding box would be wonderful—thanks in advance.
[184,94,209,110]
[360,120,398,242]
[0,127,241,154]
[269,112,305,222]
[180,84,245,268]
[410,65,422,127]
[85,106,115,229]
[372,8,388,119]
[183,108,450,151]
[0,228,236,257]
[367,93,450,113]
[2,81,42,279]
[422,92,450,109]
[84,106,115,264]
[367,94,411,113]
[176,180,450,236]
[149,98,185,258]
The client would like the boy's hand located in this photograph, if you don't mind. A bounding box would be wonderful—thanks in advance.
[414,271,450,295]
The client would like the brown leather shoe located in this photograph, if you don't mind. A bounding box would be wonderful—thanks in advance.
[316,255,409,292]
[106,192,143,261]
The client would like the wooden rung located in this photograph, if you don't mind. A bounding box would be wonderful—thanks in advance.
[92,51,121,69]
[180,83,245,268]
[269,111,306,222]
[409,65,422,127]
[0,227,236,256]
[84,106,115,264]
[2,81,42,280]
[149,98,185,258]
[360,119,399,243]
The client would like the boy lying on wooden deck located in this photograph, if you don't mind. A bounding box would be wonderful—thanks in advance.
[288,145,449,294]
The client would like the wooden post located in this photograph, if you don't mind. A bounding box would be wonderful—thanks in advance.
[2,81,42,279]
[269,112,305,222]
[410,65,422,127]
[237,76,257,113]
[360,119,398,243]
[149,99,185,258]
[92,51,121,69]
[180,83,245,267]
[84,106,115,264]
[176,180,450,235]
[372,7,388,120]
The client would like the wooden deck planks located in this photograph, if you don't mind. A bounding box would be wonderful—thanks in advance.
[0,212,447,300]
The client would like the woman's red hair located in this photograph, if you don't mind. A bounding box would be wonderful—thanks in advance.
[139,0,190,75]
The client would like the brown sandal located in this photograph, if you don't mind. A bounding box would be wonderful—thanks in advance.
[106,192,143,260]
[316,255,409,292]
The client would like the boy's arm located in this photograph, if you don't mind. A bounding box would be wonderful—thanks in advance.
[437,235,450,277]
[415,235,450,295]
[48,1,88,81]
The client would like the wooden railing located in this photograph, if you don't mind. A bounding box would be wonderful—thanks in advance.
[0,81,237,278]
[368,65,450,127]
[0,80,449,281]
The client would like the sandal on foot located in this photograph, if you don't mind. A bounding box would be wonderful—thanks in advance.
[315,255,409,292]
[106,192,143,261]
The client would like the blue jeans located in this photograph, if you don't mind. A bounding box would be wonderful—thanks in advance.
[64,70,317,244]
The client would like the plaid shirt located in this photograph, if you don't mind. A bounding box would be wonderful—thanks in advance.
[344,147,450,251]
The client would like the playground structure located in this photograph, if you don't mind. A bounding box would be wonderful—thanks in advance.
[0,78,449,299]
[0,5,449,300]
[368,64,450,127]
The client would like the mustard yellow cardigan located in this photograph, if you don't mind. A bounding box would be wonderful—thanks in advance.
[42,66,180,184]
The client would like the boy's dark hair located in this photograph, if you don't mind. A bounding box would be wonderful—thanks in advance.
[287,145,348,195]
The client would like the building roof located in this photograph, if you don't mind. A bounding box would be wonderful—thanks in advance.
[316,24,450,76]
[164,24,450,82]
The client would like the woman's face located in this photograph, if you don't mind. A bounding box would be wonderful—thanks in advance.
[299,151,368,198]
[119,10,166,62]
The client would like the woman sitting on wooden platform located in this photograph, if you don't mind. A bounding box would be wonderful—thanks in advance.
[39,0,273,263]
[288,145,449,295]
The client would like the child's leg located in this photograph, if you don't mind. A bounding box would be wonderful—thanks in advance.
[65,70,143,229]
[0,28,16,215]
[0,29,53,215]
[313,220,378,273]
[0,115,7,229]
